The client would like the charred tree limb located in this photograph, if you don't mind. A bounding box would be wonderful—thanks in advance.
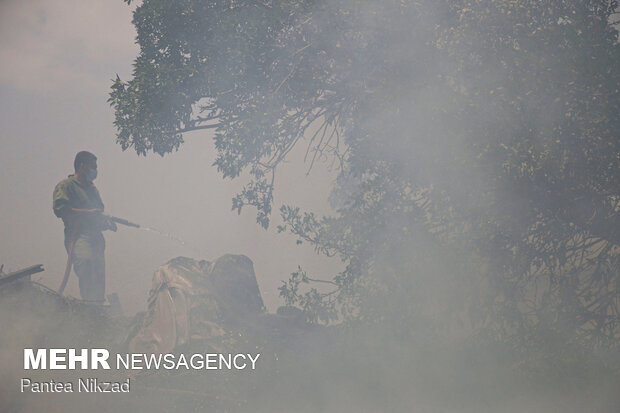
[0,264,44,287]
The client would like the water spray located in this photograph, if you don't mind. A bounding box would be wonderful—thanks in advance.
[106,214,204,253]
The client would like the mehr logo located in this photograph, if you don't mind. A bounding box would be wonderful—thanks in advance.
[24,349,110,370]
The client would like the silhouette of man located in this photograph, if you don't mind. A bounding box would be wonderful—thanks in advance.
[53,151,116,302]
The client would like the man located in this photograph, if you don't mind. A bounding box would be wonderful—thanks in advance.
[53,151,116,303]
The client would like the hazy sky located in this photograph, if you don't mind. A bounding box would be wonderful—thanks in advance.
[0,0,340,313]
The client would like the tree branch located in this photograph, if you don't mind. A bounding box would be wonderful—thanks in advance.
[176,123,220,134]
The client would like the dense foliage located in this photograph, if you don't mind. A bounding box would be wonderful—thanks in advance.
[111,0,619,350]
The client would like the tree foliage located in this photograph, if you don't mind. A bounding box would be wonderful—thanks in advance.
[111,0,620,349]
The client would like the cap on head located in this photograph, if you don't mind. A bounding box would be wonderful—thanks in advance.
[74,151,97,172]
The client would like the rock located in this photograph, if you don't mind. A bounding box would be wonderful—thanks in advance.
[207,254,265,320]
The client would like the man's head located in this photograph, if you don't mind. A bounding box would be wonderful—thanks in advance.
[74,151,98,182]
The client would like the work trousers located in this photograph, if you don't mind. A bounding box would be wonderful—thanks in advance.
[66,233,106,302]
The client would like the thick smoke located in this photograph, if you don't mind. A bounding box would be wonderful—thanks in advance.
[1,0,618,412]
